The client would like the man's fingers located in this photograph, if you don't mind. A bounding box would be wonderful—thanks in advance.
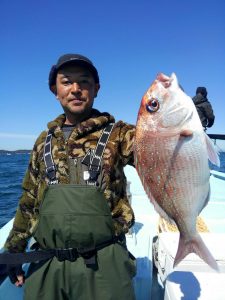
[15,275,25,287]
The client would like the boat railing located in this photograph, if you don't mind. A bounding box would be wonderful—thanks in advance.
[207,134,225,141]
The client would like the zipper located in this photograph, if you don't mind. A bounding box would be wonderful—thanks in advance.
[65,140,72,184]
[74,158,80,184]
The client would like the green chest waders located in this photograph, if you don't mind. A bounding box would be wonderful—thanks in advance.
[24,125,136,300]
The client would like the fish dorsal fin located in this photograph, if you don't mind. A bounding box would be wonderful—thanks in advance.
[205,133,220,167]
[171,73,178,87]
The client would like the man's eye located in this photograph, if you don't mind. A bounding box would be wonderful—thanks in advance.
[80,80,89,84]
[62,80,71,85]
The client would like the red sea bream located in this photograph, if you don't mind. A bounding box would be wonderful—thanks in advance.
[134,73,220,270]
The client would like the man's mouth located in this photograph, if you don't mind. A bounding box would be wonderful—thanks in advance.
[69,98,85,104]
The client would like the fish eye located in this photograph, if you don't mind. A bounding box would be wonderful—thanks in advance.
[146,98,160,112]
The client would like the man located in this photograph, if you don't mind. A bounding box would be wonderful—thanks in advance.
[192,87,215,130]
[4,54,136,299]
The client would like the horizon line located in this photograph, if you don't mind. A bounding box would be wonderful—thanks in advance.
[0,133,37,139]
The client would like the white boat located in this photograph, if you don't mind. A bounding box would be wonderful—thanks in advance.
[0,134,224,300]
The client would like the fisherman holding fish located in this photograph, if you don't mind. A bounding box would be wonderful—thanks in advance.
[1,54,220,300]
[2,54,136,300]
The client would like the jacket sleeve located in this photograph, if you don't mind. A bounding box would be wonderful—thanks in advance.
[4,136,43,253]
[204,101,215,127]
[119,122,136,167]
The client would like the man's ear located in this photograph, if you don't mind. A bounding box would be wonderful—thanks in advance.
[94,83,100,98]
[50,85,57,95]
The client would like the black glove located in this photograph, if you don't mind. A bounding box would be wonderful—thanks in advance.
[7,264,25,285]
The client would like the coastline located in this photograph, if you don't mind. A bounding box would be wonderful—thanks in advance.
[0,150,31,155]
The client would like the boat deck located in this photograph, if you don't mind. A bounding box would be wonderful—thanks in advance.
[0,167,224,299]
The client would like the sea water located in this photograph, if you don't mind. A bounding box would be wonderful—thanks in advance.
[0,152,225,229]
[0,154,29,228]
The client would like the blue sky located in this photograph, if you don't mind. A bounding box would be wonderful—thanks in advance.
[0,0,224,150]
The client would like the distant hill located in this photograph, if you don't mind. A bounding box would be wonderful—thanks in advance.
[0,149,31,155]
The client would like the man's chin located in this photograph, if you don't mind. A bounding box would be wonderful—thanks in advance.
[70,109,85,115]
[65,107,92,118]
[67,106,87,115]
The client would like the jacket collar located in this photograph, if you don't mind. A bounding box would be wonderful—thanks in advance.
[47,109,115,138]
[193,94,208,105]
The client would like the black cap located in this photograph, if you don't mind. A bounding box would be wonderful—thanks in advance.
[196,87,207,97]
[48,54,99,92]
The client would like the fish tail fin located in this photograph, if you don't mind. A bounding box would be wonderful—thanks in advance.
[173,233,219,271]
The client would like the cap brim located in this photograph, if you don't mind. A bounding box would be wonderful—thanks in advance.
[56,59,99,83]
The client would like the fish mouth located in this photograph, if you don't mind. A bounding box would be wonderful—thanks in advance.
[156,73,172,88]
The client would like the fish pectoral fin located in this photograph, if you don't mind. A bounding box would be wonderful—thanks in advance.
[205,133,220,167]
[180,129,193,137]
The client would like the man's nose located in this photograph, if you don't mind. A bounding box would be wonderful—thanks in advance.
[71,82,81,93]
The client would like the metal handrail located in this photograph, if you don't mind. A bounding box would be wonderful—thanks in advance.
[208,134,225,141]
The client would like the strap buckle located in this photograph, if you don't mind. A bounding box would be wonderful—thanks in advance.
[46,165,58,184]
[46,165,56,174]
[55,248,78,262]
[88,168,100,181]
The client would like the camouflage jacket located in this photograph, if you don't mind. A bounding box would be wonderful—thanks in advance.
[4,109,135,252]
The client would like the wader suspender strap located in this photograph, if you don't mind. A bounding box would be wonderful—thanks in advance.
[44,130,58,185]
[82,122,114,185]
[44,123,114,185]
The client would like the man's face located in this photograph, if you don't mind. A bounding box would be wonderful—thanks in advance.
[55,64,100,119]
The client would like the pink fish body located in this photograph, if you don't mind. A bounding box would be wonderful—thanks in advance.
[134,73,220,270]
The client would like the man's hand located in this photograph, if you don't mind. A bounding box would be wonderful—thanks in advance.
[7,264,25,287]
